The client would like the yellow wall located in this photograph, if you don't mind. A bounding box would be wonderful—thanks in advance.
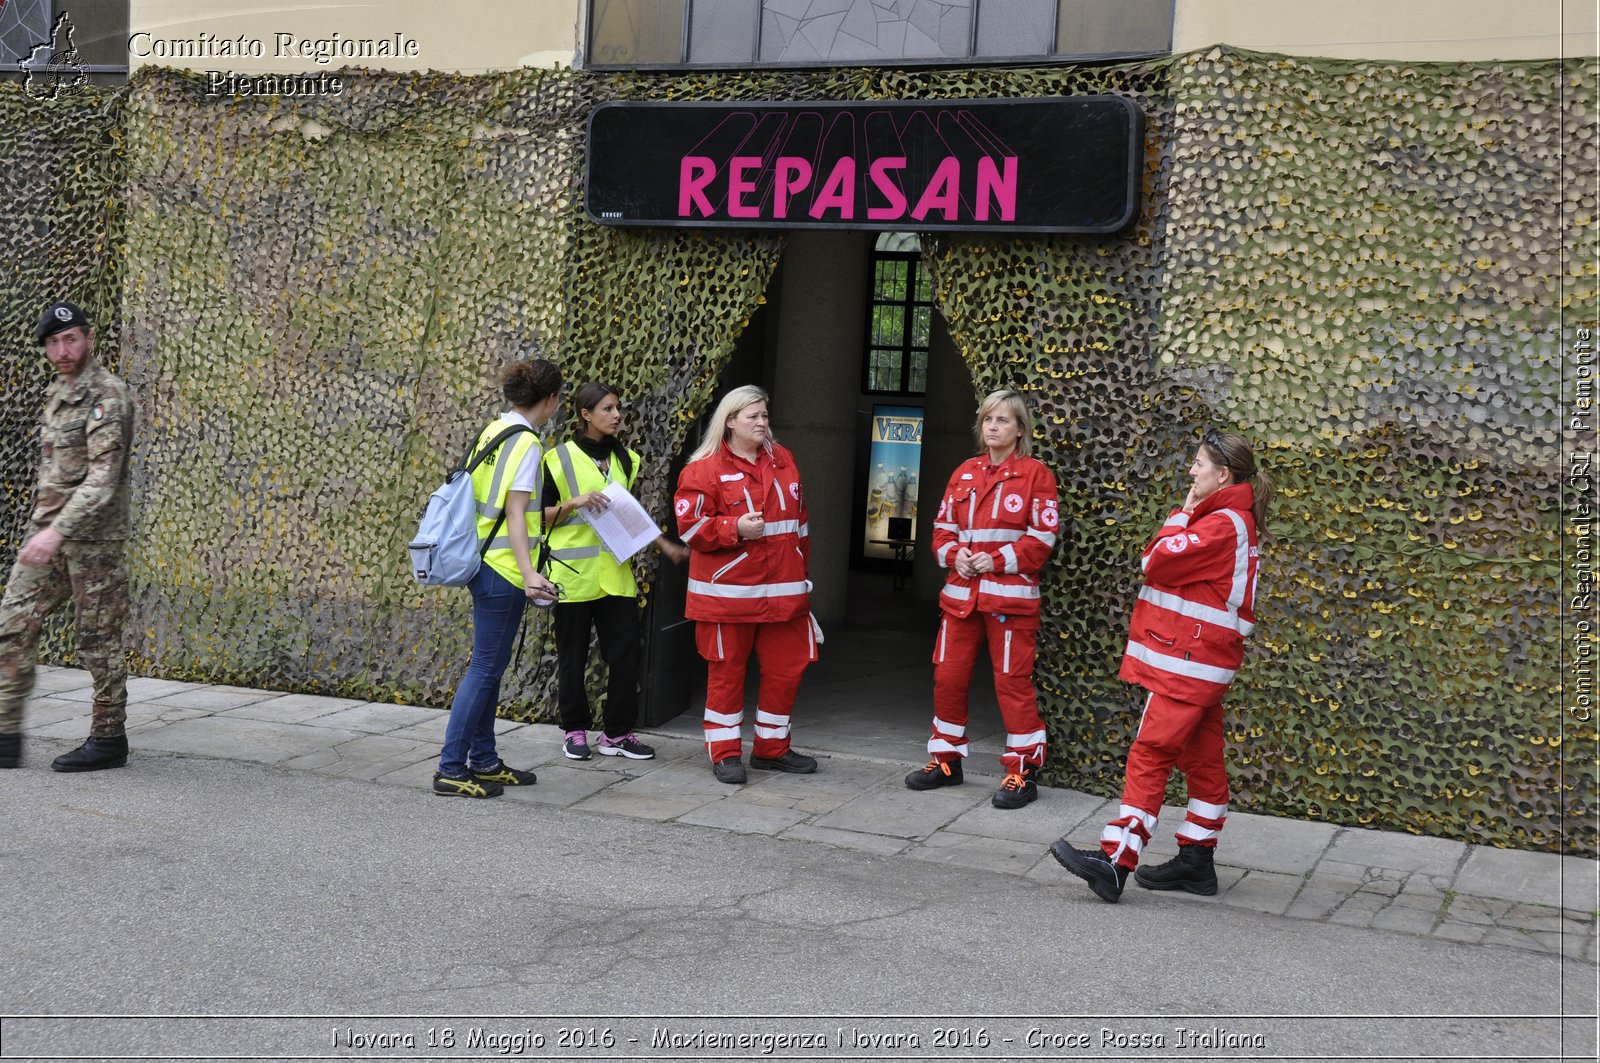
[127,0,1591,76]
[1175,0,1596,60]
[129,0,580,73]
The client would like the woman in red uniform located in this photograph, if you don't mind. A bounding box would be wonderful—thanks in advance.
[674,385,818,784]
[905,389,1059,809]
[1052,430,1272,901]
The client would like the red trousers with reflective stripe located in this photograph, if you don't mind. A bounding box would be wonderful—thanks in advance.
[1105,691,1229,866]
[930,611,1045,774]
[696,614,815,764]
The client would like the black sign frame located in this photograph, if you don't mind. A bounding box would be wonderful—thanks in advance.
[585,97,1143,234]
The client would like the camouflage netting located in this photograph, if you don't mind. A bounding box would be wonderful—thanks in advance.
[0,48,1592,853]
[915,50,1596,855]
[0,81,126,664]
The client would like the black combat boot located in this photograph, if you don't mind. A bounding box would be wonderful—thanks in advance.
[1134,844,1218,896]
[0,732,19,768]
[50,734,129,773]
[1050,840,1128,903]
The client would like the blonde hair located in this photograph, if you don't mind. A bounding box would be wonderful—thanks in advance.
[688,385,774,463]
[972,389,1033,456]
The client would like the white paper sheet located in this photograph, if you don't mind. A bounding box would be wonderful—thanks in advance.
[578,481,659,563]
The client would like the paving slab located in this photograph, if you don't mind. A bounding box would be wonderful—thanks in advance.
[25,715,123,740]
[1453,845,1585,906]
[372,757,441,792]
[1326,892,1391,928]
[18,696,93,732]
[491,763,622,807]
[909,831,1052,876]
[1216,869,1303,916]
[49,676,196,704]
[676,798,811,835]
[130,715,366,765]
[124,703,218,727]
[281,734,438,781]
[587,756,736,800]
[1432,921,1489,945]
[721,758,901,815]
[1325,826,1467,877]
[572,790,721,822]
[1306,859,1390,894]
[1502,903,1591,934]
[306,701,444,734]
[1210,812,1337,876]
[139,686,281,712]
[943,785,1106,844]
[810,781,984,839]
[30,667,91,693]
[384,714,523,743]
[778,823,911,856]
[1370,904,1442,936]
[217,693,367,725]
[1284,886,1346,921]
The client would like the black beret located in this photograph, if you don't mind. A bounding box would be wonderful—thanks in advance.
[34,301,90,344]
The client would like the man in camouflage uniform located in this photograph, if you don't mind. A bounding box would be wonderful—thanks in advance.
[0,301,133,772]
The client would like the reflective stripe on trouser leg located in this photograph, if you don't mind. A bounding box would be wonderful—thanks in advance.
[1175,797,1228,846]
[930,611,985,759]
[698,621,757,763]
[986,613,1043,775]
[927,716,969,760]
[754,709,790,741]
[1101,805,1158,870]
[750,613,813,760]
[1173,700,1229,846]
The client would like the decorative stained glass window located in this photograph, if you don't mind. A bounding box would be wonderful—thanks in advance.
[864,233,931,395]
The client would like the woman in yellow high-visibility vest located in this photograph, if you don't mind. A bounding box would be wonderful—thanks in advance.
[433,358,564,799]
[541,382,687,761]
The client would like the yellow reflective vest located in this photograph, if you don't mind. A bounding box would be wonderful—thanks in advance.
[470,416,544,586]
[541,439,642,602]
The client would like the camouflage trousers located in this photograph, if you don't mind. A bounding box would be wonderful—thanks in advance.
[0,538,129,737]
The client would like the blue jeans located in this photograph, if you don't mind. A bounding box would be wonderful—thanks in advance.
[438,563,527,776]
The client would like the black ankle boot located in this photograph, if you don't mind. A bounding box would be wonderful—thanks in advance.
[1134,844,1218,895]
[51,734,129,773]
[0,732,19,769]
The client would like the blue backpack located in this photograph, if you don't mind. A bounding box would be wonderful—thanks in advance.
[408,424,533,587]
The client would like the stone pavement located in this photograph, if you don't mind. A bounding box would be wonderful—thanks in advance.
[16,665,1598,964]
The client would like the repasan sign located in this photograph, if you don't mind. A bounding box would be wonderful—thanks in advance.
[585,97,1142,234]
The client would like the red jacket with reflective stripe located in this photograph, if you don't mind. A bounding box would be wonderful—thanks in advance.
[674,442,810,624]
[1119,481,1260,705]
[931,452,1059,618]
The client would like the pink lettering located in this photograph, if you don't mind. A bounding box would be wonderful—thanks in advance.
[727,156,763,218]
[975,156,1017,222]
[910,157,960,222]
[679,156,716,218]
[866,156,908,221]
[808,156,856,220]
[774,157,812,219]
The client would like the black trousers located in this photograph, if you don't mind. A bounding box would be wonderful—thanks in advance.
[553,594,642,736]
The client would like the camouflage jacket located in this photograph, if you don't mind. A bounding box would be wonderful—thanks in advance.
[32,359,133,540]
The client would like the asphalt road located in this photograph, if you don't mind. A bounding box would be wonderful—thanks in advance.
[0,750,1593,1062]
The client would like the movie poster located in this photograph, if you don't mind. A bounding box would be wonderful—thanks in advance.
[863,405,923,560]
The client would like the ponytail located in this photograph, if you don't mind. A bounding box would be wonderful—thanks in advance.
[1201,430,1272,539]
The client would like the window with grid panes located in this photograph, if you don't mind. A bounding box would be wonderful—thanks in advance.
[864,233,931,396]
